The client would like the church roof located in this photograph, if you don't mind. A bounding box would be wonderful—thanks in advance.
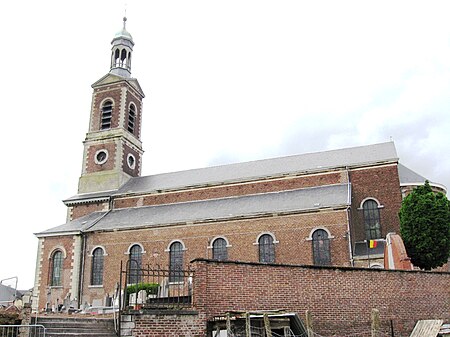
[35,211,108,237]
[38,183,350,236]
[117,142,398,195]
[397,163,428,185]
[397,163,446,192]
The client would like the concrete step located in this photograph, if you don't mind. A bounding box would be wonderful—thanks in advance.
[32,316,116,337]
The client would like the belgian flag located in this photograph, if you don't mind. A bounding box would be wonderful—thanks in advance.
[368,240,378,248]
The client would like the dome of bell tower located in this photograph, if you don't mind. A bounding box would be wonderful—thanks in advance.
[110,17,134,77]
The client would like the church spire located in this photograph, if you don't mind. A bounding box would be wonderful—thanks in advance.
[77,18,144,194]
[110,17,134,77]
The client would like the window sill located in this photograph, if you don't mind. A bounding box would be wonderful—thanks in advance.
[49,286,63,289]
[88,285,104,288]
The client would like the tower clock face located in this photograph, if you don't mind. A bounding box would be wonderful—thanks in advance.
[94,149,109,165]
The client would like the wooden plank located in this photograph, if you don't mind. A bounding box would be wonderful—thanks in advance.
[410,320,443,337]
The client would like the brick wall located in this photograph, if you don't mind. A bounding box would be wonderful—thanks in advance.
[114,171,345,208]
[122,142,141,177]
[70,202,109,220]
[124,89,142,139]
[350,164,403,243]
[123,311,207,337]
[86,142,117,173]
[192,259,450,336]
[91,84,122,131]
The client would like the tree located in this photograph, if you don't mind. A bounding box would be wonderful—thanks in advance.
[399,181,450,270]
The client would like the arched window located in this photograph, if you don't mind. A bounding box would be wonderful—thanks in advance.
[50,251,63,286]
[121,49,127,66]
[91,247,104,286]
[100,100,113,130]
[169,242,184,282]
[363,199,382,240]
[128,104,136,133]
[212,238,228,261]
[128,244,142,284]
[312,229,331,266]
[114,49,120,67]
[259,234,275,263]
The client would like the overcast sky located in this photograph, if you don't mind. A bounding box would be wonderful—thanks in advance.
[1,1,449,289]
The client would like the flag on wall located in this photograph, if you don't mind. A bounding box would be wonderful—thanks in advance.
[368,240,378,248]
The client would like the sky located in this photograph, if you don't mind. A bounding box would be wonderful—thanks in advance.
[0,1,449,289]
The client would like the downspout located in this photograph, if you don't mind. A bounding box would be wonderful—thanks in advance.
[77,207,112,309]
[77,233,86,309]
[345,167,355,267]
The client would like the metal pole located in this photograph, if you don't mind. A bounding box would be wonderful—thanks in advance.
[0,276,18,299]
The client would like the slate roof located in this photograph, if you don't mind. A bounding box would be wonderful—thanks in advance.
[116,142,398,195]
[397,163,446,191]
[398,163,429,185]
[0,284,21,303]
[37,183,350,235]
[36,211,108,236]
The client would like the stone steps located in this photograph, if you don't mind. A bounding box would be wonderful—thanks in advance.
[31,316,117,337]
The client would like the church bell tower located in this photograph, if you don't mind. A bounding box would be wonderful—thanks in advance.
[78,17,145,194]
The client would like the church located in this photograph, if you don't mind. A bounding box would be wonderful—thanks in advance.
[32,18,446,312]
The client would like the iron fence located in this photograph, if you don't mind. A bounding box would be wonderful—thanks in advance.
[118,260,194,311]
[0,325,46,337]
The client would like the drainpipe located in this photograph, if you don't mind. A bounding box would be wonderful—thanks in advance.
[77,233,86,309]
[345,167,355,267]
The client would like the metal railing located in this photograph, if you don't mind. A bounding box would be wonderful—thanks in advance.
[119,260,194,311]
[0,325,46,337]
[116,260,194,336]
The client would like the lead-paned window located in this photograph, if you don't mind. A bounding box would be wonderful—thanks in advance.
[91,248,104,286]
[51,251,63,286]
[363,200,382,240]
[212,238,228,261]
[169,242,184,282]
[312,229,331,266]
[128,245,142,284]
[259,234,275,263]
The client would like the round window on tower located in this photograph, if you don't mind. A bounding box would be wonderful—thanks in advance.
[94,149,109,165]
[127,153,136,169]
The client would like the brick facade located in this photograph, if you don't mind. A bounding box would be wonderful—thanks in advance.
[91,85,122,131]
[69,201,109,221]
[37,235,76,311]
[350,164,403,244]
[79,208,350,306]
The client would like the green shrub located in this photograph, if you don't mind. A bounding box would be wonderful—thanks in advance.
[126,283,159,295]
